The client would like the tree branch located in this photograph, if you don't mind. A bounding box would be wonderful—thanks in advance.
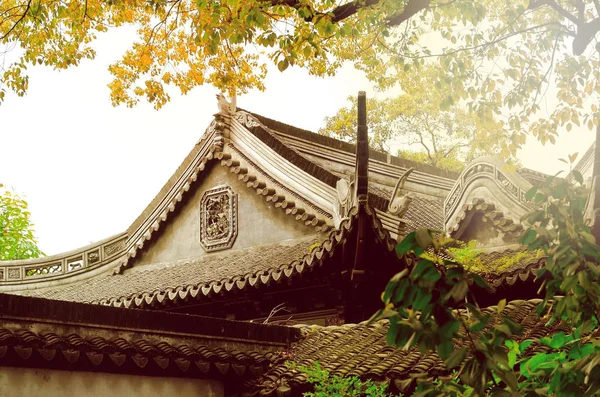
[443,142,469,158]
[387,0,430,26]
[528,0,578,24]
[528,0,600,54]
[573,17,600,54]
[331,0,380,23]
[268,0,429,25]
[0,0,31,41]
[378,21,567,59]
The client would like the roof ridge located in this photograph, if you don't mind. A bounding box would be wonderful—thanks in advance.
[240,108,460,180]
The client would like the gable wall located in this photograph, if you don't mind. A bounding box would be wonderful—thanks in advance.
[132,163,315,268]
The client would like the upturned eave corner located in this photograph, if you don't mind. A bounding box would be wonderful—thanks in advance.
[444,156,533,245]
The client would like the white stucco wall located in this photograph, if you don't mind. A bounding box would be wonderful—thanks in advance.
[0,368,223,397]
[132,164,315,267]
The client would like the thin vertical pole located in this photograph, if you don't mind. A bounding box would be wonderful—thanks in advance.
[354,91,369,202]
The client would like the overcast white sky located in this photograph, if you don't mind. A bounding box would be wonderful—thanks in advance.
[0,28,595,255]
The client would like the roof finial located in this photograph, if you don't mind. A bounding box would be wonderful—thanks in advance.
[354,91,369,204]
[388,167,415,216]
[216,92,237,115]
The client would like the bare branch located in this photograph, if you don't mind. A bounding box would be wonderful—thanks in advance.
[263,303,290,324]
[378,22,566,60]
[443,142,469,158]
[528,35,560,116]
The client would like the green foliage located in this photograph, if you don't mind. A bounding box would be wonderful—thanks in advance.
[374,170,600,396]
[484,249,545,274]
[446,240,481,269]
[295,361,394,397]
[396,151,465,173]
[421,240,544,275]
[0,184,44,260]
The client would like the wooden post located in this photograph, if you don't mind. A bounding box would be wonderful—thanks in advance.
[346,92,370,323]
[354,91,369,203]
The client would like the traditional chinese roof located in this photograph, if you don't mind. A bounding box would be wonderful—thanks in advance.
[444,158,533,248]
[516,167,551,187]
[397,195,444,234]
[19,236,323,306]
[1,103,561,319]
[251,299,568,396]
[478,248,545,288]
[0,293,298,384]
[573,140,595,178]
[18,205,397,309]
[447,198,524,240]
[1,107,452,292]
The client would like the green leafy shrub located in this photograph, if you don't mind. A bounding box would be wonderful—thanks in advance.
[0,184,44,260]
[372,170,600,396]
[291,361,395,397]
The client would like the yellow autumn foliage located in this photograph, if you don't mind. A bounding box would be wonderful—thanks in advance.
[1,0,599,158]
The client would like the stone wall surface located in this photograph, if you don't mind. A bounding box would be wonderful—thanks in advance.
[0,367,223,397]
[133,163,314,267]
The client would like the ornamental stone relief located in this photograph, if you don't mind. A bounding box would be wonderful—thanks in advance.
[200,185,238,252]
[233,111,262,129]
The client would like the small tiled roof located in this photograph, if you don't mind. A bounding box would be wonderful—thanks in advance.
[478,248,545,287]
[0,293,297,381]
[447,198,523,238]
[0,327,278,378]
[399,196,444,233]
[18,204,398,309]
[421,247,544,290]
[253,299,569,396]
[21,236,322,306]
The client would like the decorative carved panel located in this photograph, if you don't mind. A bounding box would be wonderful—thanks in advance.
[67,256,84,272]
[233,111,262,129]
[24,263,62,277]
[104,238,125,257]
[7,268,21,280]
[87,250,100,265]
[200,185,238,252]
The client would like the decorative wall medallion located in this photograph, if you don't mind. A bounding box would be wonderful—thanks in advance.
[200,185,238,252]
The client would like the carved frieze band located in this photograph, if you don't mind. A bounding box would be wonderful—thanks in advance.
[200,185,238,252]
[0,235,127,284]
[445,161,532,224]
